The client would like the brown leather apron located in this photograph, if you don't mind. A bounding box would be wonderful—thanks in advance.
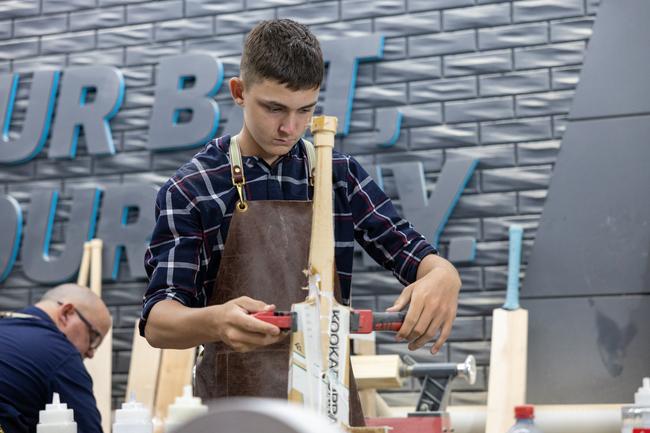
[195,138,364,426]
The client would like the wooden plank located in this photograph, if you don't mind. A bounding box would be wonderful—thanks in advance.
[350,355,403,390]
[82,239,112,433]
[351,333,378,417]
[125,320,162,412]
[76,241,91,287]
[153,348,195,425]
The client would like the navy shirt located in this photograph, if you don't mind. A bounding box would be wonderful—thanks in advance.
[141,135,437,335]
[0,306,102,433]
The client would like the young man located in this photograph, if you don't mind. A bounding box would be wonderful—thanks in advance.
[141,19,460,398]
[0,284,111,433]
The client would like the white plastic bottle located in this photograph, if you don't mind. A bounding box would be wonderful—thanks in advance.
[506,405,543,433]
[37,393,77,433]
[113,394,153,433]
[622,378,650,433]
[164,385,208,432]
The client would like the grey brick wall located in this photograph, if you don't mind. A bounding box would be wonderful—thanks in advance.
[0,0,599,409]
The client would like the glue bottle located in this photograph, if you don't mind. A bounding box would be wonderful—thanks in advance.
[506,405,543,433]
[163,385,208,432]
[622,378,650,433]
[113,393,153,433]
[37,393,77,433]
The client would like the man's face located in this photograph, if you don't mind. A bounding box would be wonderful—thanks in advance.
[57,302,110,359]
[231,77,319,163]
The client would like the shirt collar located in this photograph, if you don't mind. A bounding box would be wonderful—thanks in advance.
[215,135,305,161]
[20,306,55,324]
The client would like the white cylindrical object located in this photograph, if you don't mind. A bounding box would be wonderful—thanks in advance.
[113,394,153,433]
[622,377,650,433]
[164,385,208,433]
[448,404,621,433]
[37,393,77,433]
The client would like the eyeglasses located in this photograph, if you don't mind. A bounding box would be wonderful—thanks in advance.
[57,301,103,350]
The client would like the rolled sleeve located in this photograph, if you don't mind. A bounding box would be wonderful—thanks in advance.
[346,157,438,286]
[140,179,205,336]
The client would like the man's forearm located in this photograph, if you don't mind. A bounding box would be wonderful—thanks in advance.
[144,300,218,349]
[416,253,460,282]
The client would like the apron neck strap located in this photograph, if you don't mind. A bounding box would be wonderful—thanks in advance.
[302,138,316,186]
[229,135,248,212]
[228,135,318,208]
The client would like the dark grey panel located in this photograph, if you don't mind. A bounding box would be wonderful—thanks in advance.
[479,70,550,97]
[480,117,552,144]
[187,0,244,17]
[513,0,584,23]
[0,21,11,40]
[215,9,275,36]
[515,90,574,117]
[444,49,512,77]
[446,144,516,169]
[551,66,581,90]
[311,20,373,41]
[71,7,126,31]
[184,34,243,58]
[0,0,39,19]
[514,41,586,70]
[550,17,595,43]
[375,10,440,37]
[453,192,517,218]
[517,189,546,214]
[523,115,650,297]
[154,17,213,42]
[98,24,153,49]
[126,0,183,24]
[69,48,125,67]
[445,96,514,123]
[443,3,511,31]
[125,41,183,66]
[478,23,548,50]
[482,166,552,192]
[408,0,473,11]
[409,30,476,57]
[0,38,38,60]
[517,140,561,165]
[375,57,441,84]
[341,0,405,20]
[409,76,477,104]
[41,31,96,55]
[526,296,650,403]
[569,0,650,119]
[14,15,68,37]
[410,122,478,149]
[43,0,95,14]
[278,2,339,25]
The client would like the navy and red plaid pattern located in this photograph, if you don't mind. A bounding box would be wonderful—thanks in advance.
[140,135,436,334]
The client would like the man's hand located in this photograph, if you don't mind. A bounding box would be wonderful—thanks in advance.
[386,254,461,354]
[213,296,287,352]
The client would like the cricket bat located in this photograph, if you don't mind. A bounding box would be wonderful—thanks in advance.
[485,225,527,433]
[288,116,353,426]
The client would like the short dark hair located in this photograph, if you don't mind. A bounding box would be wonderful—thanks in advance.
[240,19,324,91]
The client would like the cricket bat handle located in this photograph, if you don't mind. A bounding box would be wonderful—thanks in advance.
[503,225,523,310]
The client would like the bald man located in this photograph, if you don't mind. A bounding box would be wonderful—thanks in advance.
[0,284,111,433]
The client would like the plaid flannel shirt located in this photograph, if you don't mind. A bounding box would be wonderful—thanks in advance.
[140,135,436,335]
